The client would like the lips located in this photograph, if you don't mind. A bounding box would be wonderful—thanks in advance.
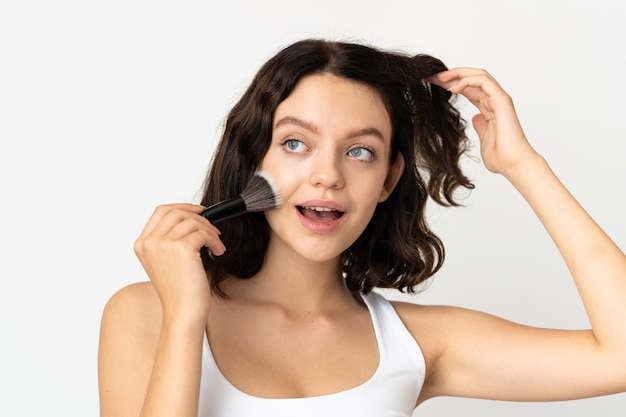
[295,200,347,233]
[297,205,345,222]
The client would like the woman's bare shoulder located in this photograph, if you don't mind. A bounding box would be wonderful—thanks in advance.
[103,282,162,325]
[99,282,163,415]
[389,300,446,348]
[390,299,447,326]
[389,300,474,380]
[390,299,495,343]
[105,281,161,307]
[100,281,163,357]
[391,299,463,321]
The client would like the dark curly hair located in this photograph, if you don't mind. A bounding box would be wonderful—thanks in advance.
[200,39,473,297]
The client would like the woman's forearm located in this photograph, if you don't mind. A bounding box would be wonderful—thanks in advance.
[505,153,626,347]
[140,315,206,417]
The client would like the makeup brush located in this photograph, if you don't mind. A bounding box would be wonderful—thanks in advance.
[200,171,282,224]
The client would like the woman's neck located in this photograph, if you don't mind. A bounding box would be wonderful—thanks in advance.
[221,240,358,315]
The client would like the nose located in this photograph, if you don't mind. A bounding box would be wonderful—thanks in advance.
[309,152,344,189]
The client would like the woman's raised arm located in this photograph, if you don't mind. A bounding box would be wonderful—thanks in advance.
[414,69,626,402]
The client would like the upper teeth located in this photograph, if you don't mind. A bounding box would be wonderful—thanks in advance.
[303,206,336,212]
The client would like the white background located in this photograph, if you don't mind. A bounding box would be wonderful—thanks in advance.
[1,0,625,416]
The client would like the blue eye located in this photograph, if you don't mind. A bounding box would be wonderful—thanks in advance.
[282,139,307,153]
[348,146,374,162]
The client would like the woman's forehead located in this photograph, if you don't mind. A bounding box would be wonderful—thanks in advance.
[273,73,392,140]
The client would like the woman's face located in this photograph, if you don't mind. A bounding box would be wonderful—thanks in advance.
[260,73,404,264]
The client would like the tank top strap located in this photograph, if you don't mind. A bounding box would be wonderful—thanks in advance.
[361,291,426,374]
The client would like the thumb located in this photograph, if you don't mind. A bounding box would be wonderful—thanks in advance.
[472,114,488,139]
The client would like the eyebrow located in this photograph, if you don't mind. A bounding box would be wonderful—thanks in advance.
[274,116,386,142]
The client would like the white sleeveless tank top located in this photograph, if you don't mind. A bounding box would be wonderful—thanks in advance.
[198,291,425,417]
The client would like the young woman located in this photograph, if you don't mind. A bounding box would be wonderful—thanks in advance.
[98,39,626,417]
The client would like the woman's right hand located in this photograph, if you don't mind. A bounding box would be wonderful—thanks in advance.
[133,203,225,322]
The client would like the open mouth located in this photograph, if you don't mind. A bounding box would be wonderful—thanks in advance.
[297,206,345,222]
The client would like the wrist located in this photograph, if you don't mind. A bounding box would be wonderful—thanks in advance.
[161,305,210,333]
[500,151,548,185]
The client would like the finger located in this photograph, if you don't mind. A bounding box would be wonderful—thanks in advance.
[139,204,218,239]
[150,209,221,239]
[447,74,503,98]
[165,216,224,250]
[471,114,489,138]
[140,208,226,255]
[189,229,227,256]
[137,204,195,237]
[164,224,226,257]
[428,68,502,99]
[427,67,491,89]
[136,221,226,263]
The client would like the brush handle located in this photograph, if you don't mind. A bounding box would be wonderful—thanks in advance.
[200,196,247,224]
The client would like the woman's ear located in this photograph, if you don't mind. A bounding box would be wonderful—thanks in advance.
[378,152,405,202]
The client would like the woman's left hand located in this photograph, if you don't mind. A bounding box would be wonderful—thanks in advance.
[428,68,539,176]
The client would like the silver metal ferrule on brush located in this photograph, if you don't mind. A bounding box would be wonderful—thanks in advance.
[200,171,281,224]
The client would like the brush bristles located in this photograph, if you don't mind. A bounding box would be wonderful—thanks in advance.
[240,171,282,212]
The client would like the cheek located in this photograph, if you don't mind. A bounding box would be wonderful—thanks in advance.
[260,157,303,202]
[275,173,303,205]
